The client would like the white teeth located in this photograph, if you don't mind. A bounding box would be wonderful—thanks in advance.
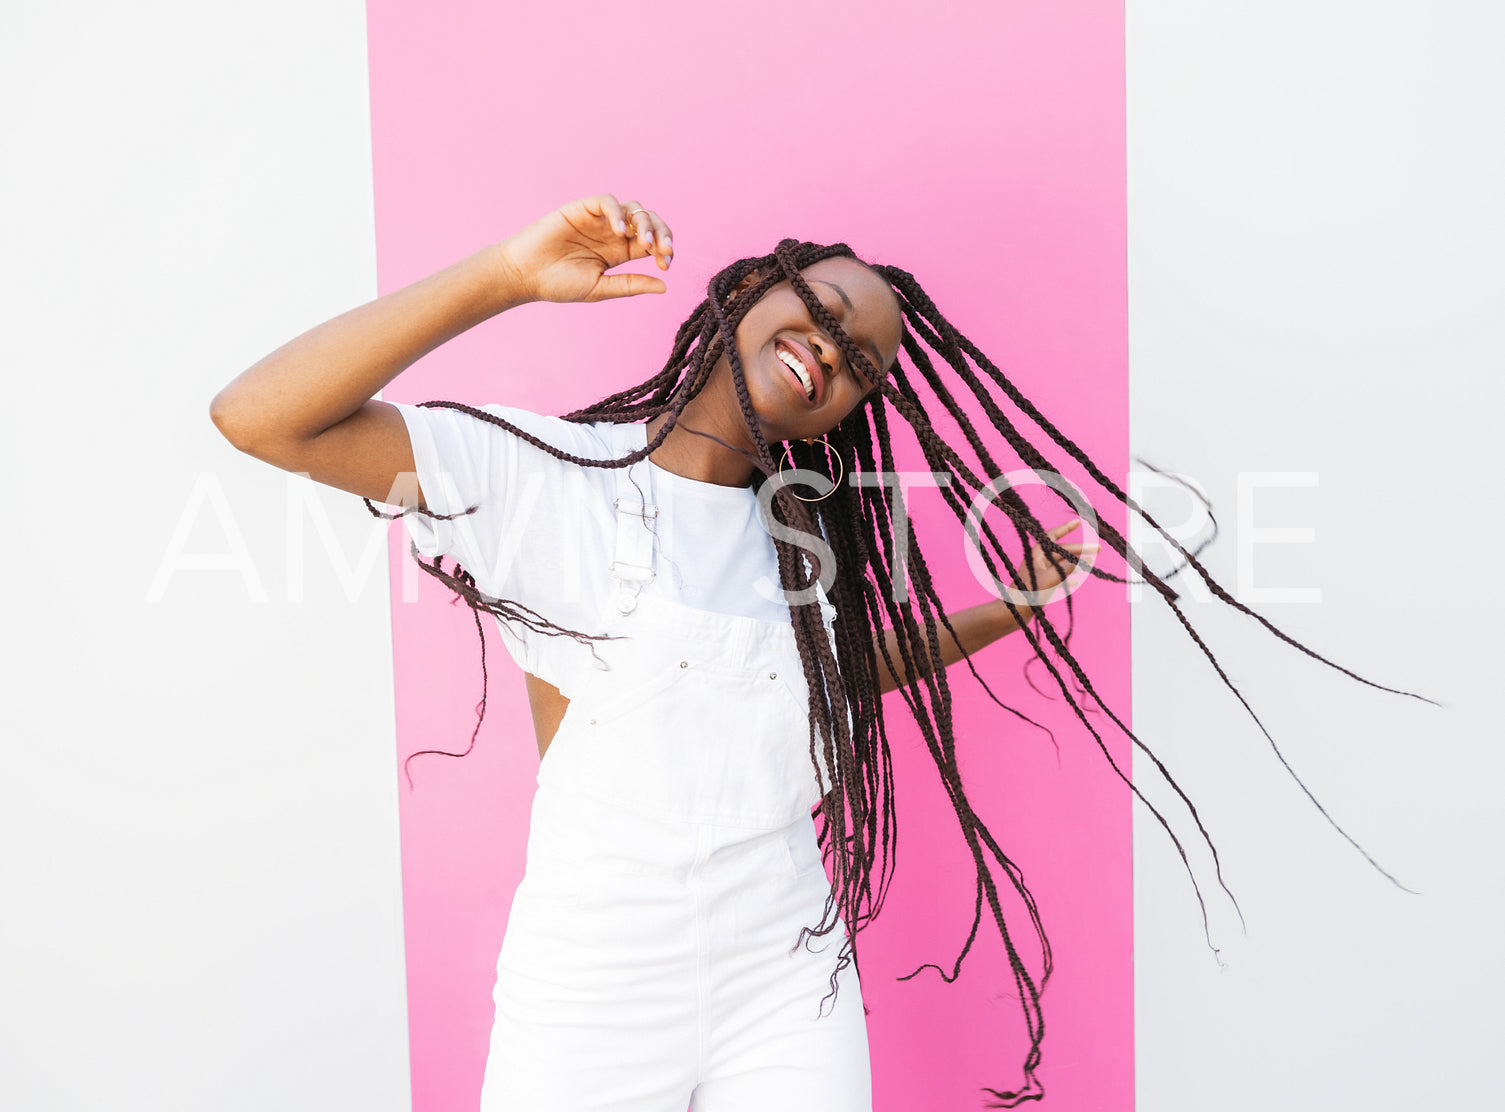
[777,348,815,400]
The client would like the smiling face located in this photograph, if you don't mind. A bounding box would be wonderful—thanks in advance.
[717,256,903,445]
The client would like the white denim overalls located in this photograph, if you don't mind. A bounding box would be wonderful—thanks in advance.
[478,422,872,1112]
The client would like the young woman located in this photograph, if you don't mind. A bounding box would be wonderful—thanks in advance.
[209,193,1418,1110]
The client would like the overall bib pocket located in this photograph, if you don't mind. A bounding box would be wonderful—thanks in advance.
[548,653,818,828]
[572,658,690,730]
[535,658,688,793]
[771,668,811,719]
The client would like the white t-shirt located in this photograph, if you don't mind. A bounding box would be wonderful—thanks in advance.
[387,402,836,700]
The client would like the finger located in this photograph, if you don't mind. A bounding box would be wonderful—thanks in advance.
[624,202,657,254]
[618,198,648,251]
[620,200,650,254]
[590,193,630,237]
[1049,517,1083,536]
[645,210,673,270]
[594,271,667,300]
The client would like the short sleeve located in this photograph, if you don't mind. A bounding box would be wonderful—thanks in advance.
[385,401,600,595]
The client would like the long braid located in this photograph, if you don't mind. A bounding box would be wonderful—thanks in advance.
[364,237,1436,1108]
[885,263,1431,893]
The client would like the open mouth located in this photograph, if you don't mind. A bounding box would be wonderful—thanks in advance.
[775,340,822,404]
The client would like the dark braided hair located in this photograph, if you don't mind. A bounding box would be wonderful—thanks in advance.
[364,237,1438,1108]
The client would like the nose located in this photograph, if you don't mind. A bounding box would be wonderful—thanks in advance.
[808,335,837,375]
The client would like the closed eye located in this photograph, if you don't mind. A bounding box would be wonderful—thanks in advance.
[830,332,877,390]
[811,295,876,387]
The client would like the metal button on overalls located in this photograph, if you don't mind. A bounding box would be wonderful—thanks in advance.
[478,422,870,1112]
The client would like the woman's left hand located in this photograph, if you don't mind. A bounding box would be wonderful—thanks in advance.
[1014,518,1100,598]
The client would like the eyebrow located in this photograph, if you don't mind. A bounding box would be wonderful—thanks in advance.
[812,280,886,375]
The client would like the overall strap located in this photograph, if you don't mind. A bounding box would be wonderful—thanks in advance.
[606,421,657,614]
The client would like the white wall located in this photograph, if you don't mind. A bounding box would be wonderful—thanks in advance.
[1129,2,1504,1108]
[0,4,411,1110]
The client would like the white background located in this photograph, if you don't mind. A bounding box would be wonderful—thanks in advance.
[0,3,411,1110]
[1128,2,1504,1108]
[1,1,1500,1109]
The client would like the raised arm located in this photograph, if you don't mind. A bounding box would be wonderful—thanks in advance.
[208,194,675,507]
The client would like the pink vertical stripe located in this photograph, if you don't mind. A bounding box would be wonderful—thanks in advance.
[367,2,1130,1108]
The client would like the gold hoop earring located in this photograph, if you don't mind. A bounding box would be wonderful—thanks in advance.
[778,436,844,502]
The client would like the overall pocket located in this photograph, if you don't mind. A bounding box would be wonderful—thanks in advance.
[771,667,811,720]
[771,662,842,809]
[572,658,690,729]
[535,656,694,803]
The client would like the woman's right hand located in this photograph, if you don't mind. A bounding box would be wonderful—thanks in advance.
[496,194,675,304]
